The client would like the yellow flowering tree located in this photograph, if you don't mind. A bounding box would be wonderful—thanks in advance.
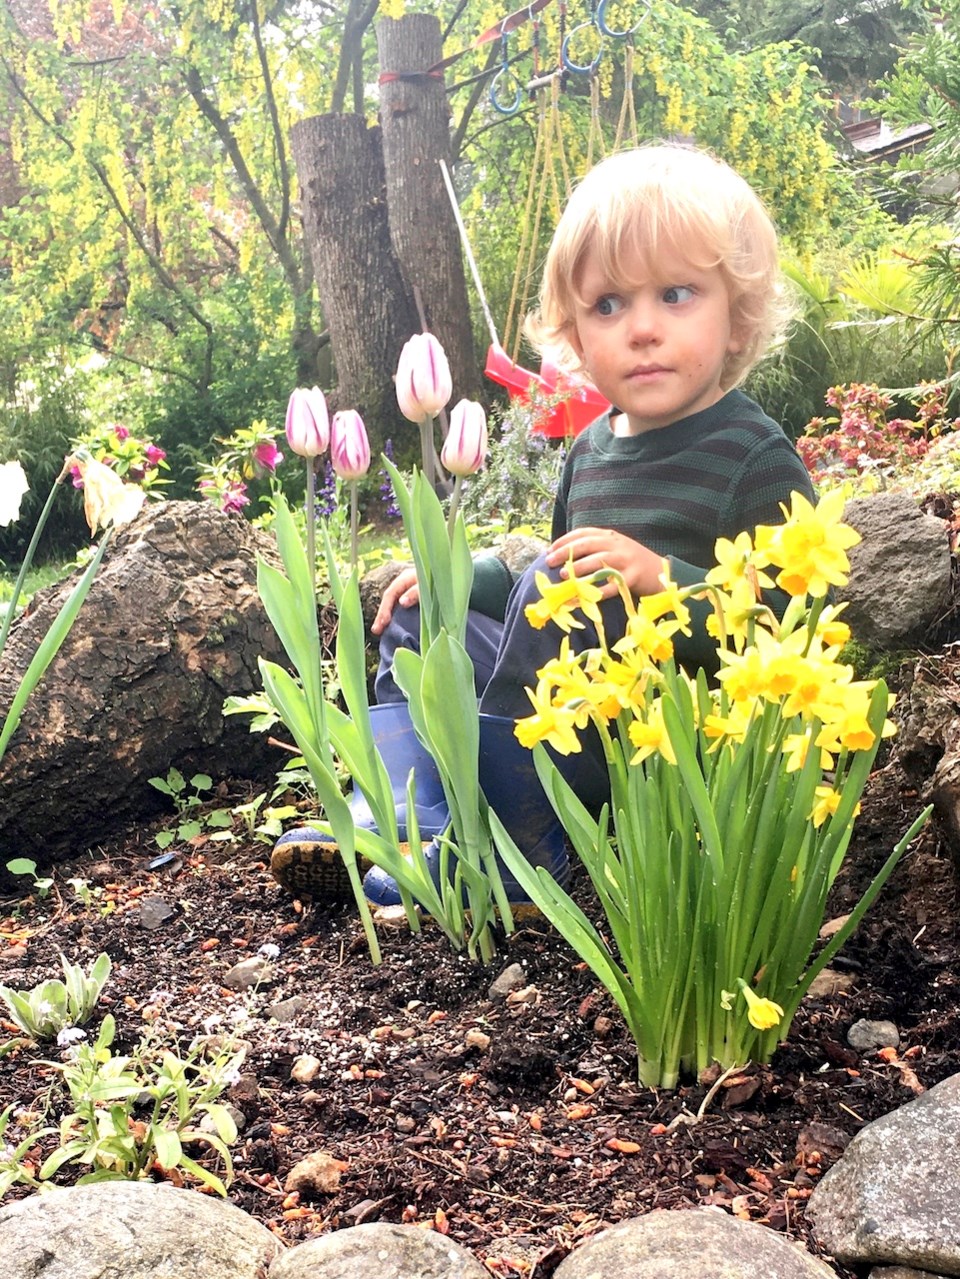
[492,490,930,1088]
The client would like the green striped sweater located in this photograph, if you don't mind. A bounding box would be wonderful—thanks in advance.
[470,389,815,624]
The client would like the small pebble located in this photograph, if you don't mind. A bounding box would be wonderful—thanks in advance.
[805,968,856,1000]
[819,913,852,939]
[464,1029,491,1052]
[291,1054,322,1083]
[222,957,275,992]
[489,963,526,999]
[267,996,307,1024]
[847,1018,900,1051]
[284,1149,347,1196]
[506,984,540,1007]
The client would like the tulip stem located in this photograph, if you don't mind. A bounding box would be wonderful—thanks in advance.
[349,480,359,571]
[419,417,435,490]
[446,475,464,540]
[0,471,65,661]
[305,460,316,586]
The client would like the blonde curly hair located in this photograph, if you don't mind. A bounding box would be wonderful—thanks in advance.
[524,143,792,389]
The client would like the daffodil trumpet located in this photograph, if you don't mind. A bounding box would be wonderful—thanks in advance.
[493,489,931,1087]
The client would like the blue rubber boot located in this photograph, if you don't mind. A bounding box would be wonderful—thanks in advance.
[362,713,569,909]
[270,703,449,900]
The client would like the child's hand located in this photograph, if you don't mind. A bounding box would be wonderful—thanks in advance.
[546,528,667,599]
[371,566,420,634]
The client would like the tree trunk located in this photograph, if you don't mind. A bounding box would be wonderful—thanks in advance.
[0,502,288,868]
[376,14,481,405]
[290,113,420,466]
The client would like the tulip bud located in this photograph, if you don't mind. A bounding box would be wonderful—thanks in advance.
[395,333,453,424]
[285,386,330,458]
[441,399,488,477]
[330,410,371,481]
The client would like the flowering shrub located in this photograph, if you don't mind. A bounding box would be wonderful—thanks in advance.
[70,421,168,492]
[798,382,958,490]
[196,421,284,513]
[492,490,930,1086]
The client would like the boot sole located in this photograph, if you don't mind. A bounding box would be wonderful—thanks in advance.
[270,837,372,904]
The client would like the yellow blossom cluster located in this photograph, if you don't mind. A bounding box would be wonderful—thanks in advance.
[515,491,896,828]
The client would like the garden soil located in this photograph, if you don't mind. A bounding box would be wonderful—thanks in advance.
[0,716,956,1277]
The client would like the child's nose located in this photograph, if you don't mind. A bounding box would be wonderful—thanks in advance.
[626,298,660,343]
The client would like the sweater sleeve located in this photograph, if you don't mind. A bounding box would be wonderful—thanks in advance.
[468,554,515,622]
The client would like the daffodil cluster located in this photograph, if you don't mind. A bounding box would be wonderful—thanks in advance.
[495,489,927,1086]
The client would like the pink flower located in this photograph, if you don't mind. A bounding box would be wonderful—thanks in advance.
[285,386,330,458]
[222,480,249,513]
[253,439,283,472]
[113,424,130,441]
[395,333,452,424]
[330,410,370,481]
[145,444,166,466]
[441,399,487,477]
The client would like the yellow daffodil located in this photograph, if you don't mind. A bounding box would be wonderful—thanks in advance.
[514,678,589,755]
[736,978,784,1031]
[756,489,860,599]
[706,530,774,595]
[815,602,852,652]
[628,698,676,766]
[810,784,842,827]
[524,561,605,634]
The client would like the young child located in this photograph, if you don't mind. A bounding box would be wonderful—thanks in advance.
[373,143,814,742]
[275,143,816,905]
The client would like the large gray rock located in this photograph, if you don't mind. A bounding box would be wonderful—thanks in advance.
[269,1223,488,1278]
[838,493,950,649]
[807,1071,960,1273]
[553,1209,837,1278]
[0,1180,283,1278]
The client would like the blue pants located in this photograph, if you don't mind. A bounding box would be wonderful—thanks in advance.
[375,553,619,809]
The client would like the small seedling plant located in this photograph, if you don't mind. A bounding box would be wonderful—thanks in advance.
[0,952,111,1041]
[148,768,234,848]
[38,1016,241,1195]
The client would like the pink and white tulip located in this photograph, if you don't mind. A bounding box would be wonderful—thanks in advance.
[441,399,487,477]
[330,410,371,481]
[285,386,330,458]
[395,333,452,424]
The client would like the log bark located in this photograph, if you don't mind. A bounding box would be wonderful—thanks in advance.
[290,113,420,464]
[0,501,288,866]
[376,14,480,403]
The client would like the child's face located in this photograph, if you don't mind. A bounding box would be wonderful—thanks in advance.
[569,242,742,434]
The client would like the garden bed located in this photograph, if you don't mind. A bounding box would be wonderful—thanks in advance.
[0,750,955,1277]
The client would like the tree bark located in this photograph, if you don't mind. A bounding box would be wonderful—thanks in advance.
[376,14,481,404]
[290,113,420,465]
[0,502,288,867]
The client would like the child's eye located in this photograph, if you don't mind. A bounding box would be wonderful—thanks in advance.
[662,285,694,305]
[595,294,625,317]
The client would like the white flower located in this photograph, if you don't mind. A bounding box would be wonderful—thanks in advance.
[0,461,29,527]
[56,1026,87,1047]
[64,451,145,535]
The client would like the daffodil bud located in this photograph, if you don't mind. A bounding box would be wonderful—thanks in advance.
[0,461,29,527]
[395,333,452,424]
[441,399,487,477]
[330,410,370,481]
[285,386,330,458]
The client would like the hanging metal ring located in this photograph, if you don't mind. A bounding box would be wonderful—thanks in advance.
[561,19,604,74]
[489,65,523,115]
[596,0,650,39]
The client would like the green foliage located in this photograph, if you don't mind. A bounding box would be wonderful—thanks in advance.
[148,769,234,848]
[5,858,54,898]
[36,1015,240,1196]
[0,952,111,1041]
[459,396,564,534]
